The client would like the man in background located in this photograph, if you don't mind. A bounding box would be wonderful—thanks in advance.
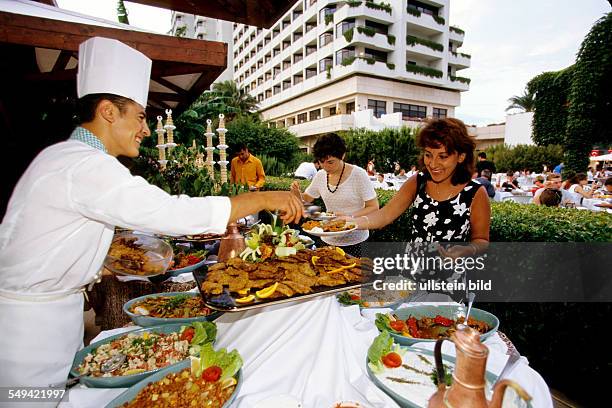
[476,152,496,177]
[294,160,320,180]
[230,143,266,190]
[475,169,496,198]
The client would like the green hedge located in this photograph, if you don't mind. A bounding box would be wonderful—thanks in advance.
[449,75,471,84]
[387,34,395,45]
[450,26,464,35]
[263,177,612,242]
[365,1,392,14]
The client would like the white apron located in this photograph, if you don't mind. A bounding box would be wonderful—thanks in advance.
[0,288,85,388]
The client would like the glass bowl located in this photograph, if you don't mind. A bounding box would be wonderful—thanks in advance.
[104,232,173,277]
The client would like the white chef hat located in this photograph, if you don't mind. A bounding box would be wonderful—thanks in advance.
[77,37,151,108]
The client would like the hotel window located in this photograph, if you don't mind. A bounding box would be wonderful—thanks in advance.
[346,102,355,114]
[365,20,388,35]
[336,19,355,38]
[335,47,355,65]
[305,22,316,33]
[319,57,333,72]
[319,6,336,23]
[364,48,387,63]
[196,34,203,40]
[305,45,317,56]
[273,85,281,95]
[310,109,321,121]
[368,99,386,118]
[305,67,317,79]
[319,32,333,47]
[407,0,438,16]
[394,103,427,120]
[433,108,447,119]
[297,112,307,123]
[329,107,337,115]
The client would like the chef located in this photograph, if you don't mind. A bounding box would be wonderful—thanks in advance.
[0,37,303,388]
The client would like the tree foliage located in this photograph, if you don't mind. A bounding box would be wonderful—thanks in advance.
[484,144,564,173]
[527,66,574,146]
[565,12,612,173]
[340,127,420,173]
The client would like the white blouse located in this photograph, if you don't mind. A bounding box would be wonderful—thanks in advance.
[305,165,376,246]
[0,140,231,294]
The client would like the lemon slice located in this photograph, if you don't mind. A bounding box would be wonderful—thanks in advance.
[327,263,358,274]
[236,295,255,303]
[237,288,249,295]
[255,282,278,299]
[190,356,200,375]
[335,247,345,257]
[124,368,146,375]
[311,256,320,265]
[220,377,237,389]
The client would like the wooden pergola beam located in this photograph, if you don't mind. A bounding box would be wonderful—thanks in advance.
[0,11,227,68]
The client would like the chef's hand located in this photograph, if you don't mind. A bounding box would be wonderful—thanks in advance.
[263,191,304,224]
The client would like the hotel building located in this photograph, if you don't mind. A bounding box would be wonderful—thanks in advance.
[231,0,470,149]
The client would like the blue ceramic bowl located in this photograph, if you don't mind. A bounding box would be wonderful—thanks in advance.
[105,360,242,408]
[123,291,222,327]
[70,323,204,388]
[384,304,499,346]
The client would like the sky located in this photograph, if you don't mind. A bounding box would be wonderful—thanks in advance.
[56,0,610,126]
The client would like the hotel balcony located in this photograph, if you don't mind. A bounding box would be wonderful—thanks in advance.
[406,36,444,61]
[334,2,394,26]
[336,28,395,52]
[288,114,354,138]
[449,26,465,44]
[447,76,470,91]
[406,8,445,34]
[449,52,471,69]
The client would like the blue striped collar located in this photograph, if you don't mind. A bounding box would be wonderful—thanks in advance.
[69,127,108,153]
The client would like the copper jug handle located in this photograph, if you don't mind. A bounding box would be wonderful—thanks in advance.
[433,337,450,390]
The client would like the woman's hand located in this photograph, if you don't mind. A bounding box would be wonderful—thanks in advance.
[437,243,476,259]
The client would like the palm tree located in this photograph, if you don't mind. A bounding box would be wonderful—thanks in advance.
[116,0,129,24]
[506,87,535,112]
[206,80,259,118]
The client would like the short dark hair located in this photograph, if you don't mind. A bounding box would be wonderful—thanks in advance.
[481,169,492,180]
[478,152,487,159]
[506,170,514,177]
[77,93,132,123]
[540,188,562,207]
[605,177,612,186]
[312,133,346,162]
[236,143,249,151]
[416,118,475,185]
[569,173,587,184]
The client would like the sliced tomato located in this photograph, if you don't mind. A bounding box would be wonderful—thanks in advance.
[350,295,361,301]
[180,327,195,342]
[381,352,402,368]
[202,366,222,382]
[406,317,420,338]
[389,320,406,332]
[434,315,454,327]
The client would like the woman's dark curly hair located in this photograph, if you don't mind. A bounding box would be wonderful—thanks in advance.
[417,118,475,185]
[312,133,346,162]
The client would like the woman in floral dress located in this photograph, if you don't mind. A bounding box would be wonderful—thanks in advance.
[353,118,490,258]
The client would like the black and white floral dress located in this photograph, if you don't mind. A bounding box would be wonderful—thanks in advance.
[408,172,480,243]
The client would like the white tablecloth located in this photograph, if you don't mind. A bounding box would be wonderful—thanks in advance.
[61,297,552,408]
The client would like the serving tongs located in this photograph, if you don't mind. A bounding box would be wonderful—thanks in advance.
[50,353,126,388]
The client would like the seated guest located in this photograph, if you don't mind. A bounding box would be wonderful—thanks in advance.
[475,169,496,198]
[294,160,320,180]
[594,177,612,209]
[567,173,593,199]
[533,174,572,205]
[501,170,520,191]
[531,175,545,194]
[539,188,562,207]
[372,173,389,190]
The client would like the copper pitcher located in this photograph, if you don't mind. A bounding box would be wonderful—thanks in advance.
[217,222,245,262]
[428,325,531,408]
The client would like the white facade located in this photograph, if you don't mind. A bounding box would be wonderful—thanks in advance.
[505,111,534,146]
[231,0,470,146]
[170,12,234,84]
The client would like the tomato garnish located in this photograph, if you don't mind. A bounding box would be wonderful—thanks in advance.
[180,327,195,342]
[202,366,222,382]
[350,295,361,301]
[434,315,454,327]
[389,320,406,332]
[406,317,420,337]
[381,352,402,368]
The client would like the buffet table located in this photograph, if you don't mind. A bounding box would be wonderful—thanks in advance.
[61,296,553,408]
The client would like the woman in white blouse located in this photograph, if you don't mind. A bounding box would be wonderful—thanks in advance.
[291,133,379,256]
[568,173,593,198]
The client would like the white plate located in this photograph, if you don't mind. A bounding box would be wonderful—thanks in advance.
[302,225,357,237]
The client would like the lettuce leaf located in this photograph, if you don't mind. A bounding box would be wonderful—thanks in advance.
[190,321,217,346]
[199,343,243,380]
[367,331,394,373]
[375,313,401,334]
